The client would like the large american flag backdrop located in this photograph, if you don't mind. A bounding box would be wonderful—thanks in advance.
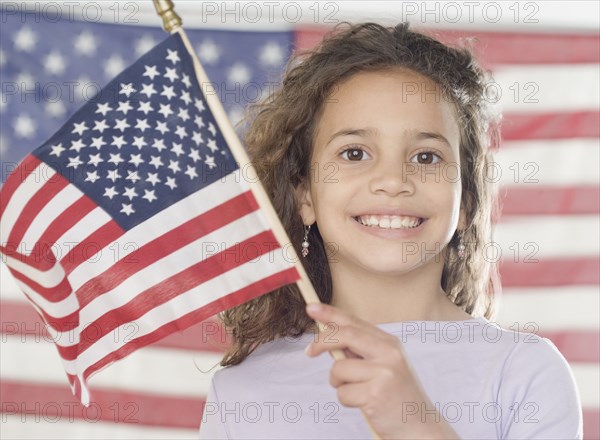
[1,4,598,439]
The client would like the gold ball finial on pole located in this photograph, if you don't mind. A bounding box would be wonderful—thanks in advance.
[153,0,182,33]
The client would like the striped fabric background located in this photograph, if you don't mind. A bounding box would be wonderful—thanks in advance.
[1,2,598,438]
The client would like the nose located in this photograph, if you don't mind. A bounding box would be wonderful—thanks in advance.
[368,159,417,197]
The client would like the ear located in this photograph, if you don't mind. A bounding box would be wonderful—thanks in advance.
[294,181,316,225]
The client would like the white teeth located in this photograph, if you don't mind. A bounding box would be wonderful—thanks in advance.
[357,215,422,229]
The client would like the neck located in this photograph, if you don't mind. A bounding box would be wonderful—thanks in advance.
[328,256,469,324]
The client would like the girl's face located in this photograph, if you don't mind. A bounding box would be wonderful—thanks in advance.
[297,69,465,276]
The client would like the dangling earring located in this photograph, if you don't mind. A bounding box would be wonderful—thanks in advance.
[301,224,311,257]
[457,231,466,260]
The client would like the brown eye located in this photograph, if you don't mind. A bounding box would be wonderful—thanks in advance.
[412,151,440,165]
[341,148,369,161]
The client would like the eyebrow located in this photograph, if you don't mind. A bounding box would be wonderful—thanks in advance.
[325,127,454,150]
[414,131,454,150]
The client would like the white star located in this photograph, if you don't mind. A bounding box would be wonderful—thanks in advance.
[156,121,169,134]
[126,171,141,183]
[119,83,136,98]
[189,149,201,162]
[185,165,198,179]
[168,159,181,173]
[195,99,205,112]
[194,116,205,128]
[111,135,126,149]
[105,55,126,78]
[152,138,166,152]
[182,73,192,88]
[164,67,179,82]
[171,142,184,156]
[70,139,86,153]
[117,101,133,114]
[206,138,219,153]
[67,156,83,169]
[93,119,109,133]
[227,63,251,85]
[44,50,66,75]
[74,32,97,55]
[259,41,286,67]
[158,103,173,118]
[15,72,35,89]
[146,172,160,186]
[129,153,144,167]
[85,170,100,183]
[107,169,121,182]
[90,136,106,149]
[72,121,88,136]
[104,186,119,199]
[197,40,220,65]
[132,136,147,149]
[174,125,187,140]
[135,35,157,57]
[135,118,150,132]
[208,123,217,137]
[205,155,216,169]
[191,131,203,146]
[96,102,112,116]
[177,108,190,121]
[138,101,153,115]
[166,48,180,64]
[140,83,157,98]
[45,101,66,118]
[14,27,37,52]
[165,176,177,189]
[149,156,163,169]
[142,189,157,203]
[49,143,65,157]
[108,153,124,165]
[120,203,135,216]
[142,64,159,80]
[88,153,104,166]
[14,114,36,138]
[114,118,131,132]
[161,85,176,100]
[180,90,192,106]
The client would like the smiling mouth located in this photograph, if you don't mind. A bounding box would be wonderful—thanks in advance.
[353,215,424,230]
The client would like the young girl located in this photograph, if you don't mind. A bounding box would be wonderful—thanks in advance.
[199,22,582,439]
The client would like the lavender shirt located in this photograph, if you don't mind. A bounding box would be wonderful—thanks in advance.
[199,317,583,439]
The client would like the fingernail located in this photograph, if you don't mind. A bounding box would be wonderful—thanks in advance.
[304,343,312,355]
[306,303,322,314]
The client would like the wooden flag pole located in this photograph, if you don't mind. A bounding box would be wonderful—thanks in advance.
[152,2,382,439]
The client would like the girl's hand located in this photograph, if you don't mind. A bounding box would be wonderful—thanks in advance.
[304,302,461,440]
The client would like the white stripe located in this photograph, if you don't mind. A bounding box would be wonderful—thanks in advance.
[571,363,600,409]
[20,184,83,256]
[67,246,293,374]
[0,335,222,398]
[494,214,599,258]
[0,162,56,242]
[12,276,78,318]
[68,168,248,289]
[495,286,599,332]
[496,139,599,187]
[3,253,65,288]
[493,64,600,112]
[0,262,22,301]
[0,416,199,439]
[54,206,113,260]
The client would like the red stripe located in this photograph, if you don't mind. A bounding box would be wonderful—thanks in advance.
[6,177,69,246]
[499,257,599,287]
[76,229,290,352]
[81,267,300,387]
[502,111,600,140]
[500,186,600,216]
[294,28,600,65]
[76,190,258,308]
[0,380,597,438]
[0,380,203,429]
[0,155,41,218]
[540,330,600,364]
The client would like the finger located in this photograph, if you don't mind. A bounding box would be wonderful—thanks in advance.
[329,358,375,388]
[305,323,400,360]
[335,382,368,408]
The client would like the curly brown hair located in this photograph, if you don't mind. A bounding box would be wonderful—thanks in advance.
[217,22,501,367]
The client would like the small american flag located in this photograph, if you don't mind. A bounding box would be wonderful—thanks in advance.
[0,31,300,405]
